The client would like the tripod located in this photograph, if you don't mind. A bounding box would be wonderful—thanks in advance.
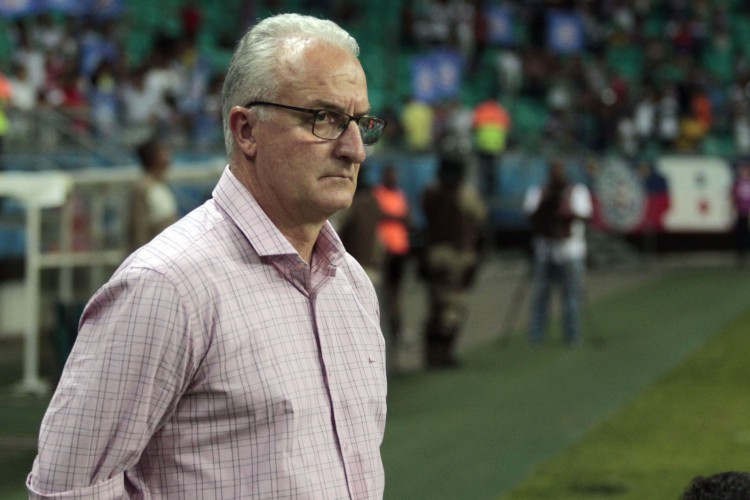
[496,256,604,348]
[496,258,532,347]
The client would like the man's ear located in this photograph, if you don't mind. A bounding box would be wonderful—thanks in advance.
[229,106,257,157]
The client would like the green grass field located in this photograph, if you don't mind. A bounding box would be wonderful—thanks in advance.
[381,265,750,499]
[1,264,749,499]
[501,306,750,499]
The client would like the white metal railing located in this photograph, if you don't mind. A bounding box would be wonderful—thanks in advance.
[0,159,225,394]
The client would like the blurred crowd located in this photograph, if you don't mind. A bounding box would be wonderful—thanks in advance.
[389,0,750,161]
[0,3,225,153]
[3,0,750,161]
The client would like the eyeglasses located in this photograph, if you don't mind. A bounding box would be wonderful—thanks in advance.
[244,101,386,146]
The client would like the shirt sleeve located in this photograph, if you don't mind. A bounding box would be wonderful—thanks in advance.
[523,185,542,214]
[27,266,198,498]
[570,184,593,219]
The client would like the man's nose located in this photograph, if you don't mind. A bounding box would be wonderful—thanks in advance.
[335,121,367,163]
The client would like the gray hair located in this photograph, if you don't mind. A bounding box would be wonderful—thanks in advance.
[221,13,360,157]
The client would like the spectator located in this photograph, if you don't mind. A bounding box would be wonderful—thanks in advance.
[6,63,37,141]
[31,13,67,53]
[731,161,750,263]
[495,49,523,97]
[733,106,750,157]
[12,28,46,95]
[413,0,453,46]
[472,98,511,201]
[181,0,203,41]
[676,84,712,152]
[7,63,37,112]
[78,21,120,78]
[88,61,120,138]
[633,85,657,153]
[523,159,593,347]
[402,96,435,152]
[657,84,680,150]
[451,0,477,60]
[172,35,212,143]
[191,72,225,150]
[51,68,90,134]
[616,111,638,158]
[128,136,179,251]
[121,65,167,145]
[439,98,474,152]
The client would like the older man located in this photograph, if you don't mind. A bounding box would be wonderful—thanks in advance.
[28,14,387,499]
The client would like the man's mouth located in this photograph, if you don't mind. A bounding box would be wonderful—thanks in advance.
[322,172,353,180]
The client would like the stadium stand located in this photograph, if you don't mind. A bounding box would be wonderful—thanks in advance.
[2,1,750,350]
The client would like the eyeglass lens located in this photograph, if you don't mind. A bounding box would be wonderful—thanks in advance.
[359,118,385,146]
[313,110,384,145]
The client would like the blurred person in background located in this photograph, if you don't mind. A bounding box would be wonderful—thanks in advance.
[657,84,680,151]
[472,97,511,202]
[524,159,592,347]
[632,85,657,154]
[121,65,166,144]
[12,28,46,95]
[7,63,37,113]
[731,161,750,264]
[88,60,121,138]
[373,163,411,351]
[28,13,388,499]
[438,98,474,152]
[401,95,434,152]
[473,97,510,257]
[338,164,385,286]
[128,136,179,251]
[5,63,37,151]
[495,49,523,98]
[421,148,486,368]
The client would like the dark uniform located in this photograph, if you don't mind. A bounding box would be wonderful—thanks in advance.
[421,153,486,368]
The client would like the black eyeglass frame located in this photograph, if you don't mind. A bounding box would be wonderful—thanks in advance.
[243,101,386,145]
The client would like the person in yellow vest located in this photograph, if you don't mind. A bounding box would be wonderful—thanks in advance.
[472,99,511,201]
[373,163,411,351]
[402,96,435,152]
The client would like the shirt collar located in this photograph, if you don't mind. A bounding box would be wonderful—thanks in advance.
[212,165,345,267]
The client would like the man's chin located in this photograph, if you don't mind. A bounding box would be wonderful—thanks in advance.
[307,190,351,216]
[330,198,354,214]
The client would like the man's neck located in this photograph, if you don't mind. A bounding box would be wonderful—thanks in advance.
[280,224,322,264]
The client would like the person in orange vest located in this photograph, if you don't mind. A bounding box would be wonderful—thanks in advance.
[472,99,511,201]
[373,163,411,350]
[0,72,11,170]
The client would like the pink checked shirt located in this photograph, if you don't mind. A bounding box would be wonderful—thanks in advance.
[28,166,388,499]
